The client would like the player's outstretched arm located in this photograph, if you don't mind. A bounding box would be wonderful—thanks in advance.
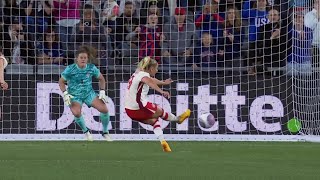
[142,77,170,98]
[151,78,173,86]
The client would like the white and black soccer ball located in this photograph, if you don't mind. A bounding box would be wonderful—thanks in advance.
[198,113,216,128]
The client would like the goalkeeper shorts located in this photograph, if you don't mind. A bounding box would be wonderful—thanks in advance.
[71,90,97,107]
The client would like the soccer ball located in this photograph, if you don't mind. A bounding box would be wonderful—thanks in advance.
[198,113,216,128]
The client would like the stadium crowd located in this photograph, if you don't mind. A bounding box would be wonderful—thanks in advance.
[0,0,316,75]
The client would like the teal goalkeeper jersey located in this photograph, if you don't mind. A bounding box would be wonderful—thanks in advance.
[61,63,101,97]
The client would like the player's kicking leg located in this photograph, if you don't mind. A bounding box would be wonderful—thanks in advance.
[70,102,93,141]
[149,103,191,124]
[91,97,113,141]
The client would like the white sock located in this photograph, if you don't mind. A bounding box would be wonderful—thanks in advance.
[161,110,178,121]
[153,120,165,142]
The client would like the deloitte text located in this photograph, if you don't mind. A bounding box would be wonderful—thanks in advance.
[36,83,284,133]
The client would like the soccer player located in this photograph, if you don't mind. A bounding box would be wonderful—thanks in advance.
[125,56,191,152]
[58,46,112,141]
[0,46,8,90]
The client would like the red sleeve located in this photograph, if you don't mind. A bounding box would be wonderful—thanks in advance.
[195,14,205,27]
[212,14,224,23]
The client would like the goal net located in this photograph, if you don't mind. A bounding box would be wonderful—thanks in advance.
[0,0,316,141]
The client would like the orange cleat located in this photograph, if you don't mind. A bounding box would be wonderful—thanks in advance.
[161,140,172,152]
[178,109,191,124]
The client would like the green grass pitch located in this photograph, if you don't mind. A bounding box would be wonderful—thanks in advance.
[0,141,319,180]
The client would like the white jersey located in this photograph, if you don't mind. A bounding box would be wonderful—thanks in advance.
[125,71,150,110]
[0,56,8,69]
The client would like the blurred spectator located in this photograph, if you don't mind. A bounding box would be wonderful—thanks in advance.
[51,0,81,58]
[287,10,313,76]
[1,18,35,64]
[2,0,25,28]
[37,28,64,64]
[140,1,164,25]
[304,0,320,67]
[20,0,54,40]
[115,1,140,64]
[148,4,160,14]
[1,17,23,58]
[101,0,118,58]
[242,0,269,74]
[242,0,269,41]
[257,8,286,71]
[119,0,141,16]
[101,0,119,26]
[273,0,291,28]
[140,0,170,22]
[193,32,224,68]
[128,14,163,62]
[195,1,224,38]
[85,0,104,23]
[223,6,243,67]
[162,7,197,65]
[71,4,108,66]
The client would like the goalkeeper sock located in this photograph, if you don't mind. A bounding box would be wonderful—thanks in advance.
[100,112,110,134]
[74,116,88,133]
[161,109,178,122]
[153,120,164,142]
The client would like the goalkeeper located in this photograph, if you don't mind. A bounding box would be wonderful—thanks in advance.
[58,46,112,141]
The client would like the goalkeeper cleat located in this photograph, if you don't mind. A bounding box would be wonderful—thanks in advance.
[85,131,93,141]
[161,140,172,152]
[178,109,191,124]
[102,133,113,142]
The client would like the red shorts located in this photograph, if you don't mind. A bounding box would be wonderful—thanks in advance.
[125,102,158,122]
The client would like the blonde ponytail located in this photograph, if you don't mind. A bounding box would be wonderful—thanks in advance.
[138,56,158,71]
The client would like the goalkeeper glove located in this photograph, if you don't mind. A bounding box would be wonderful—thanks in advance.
[99,90,107,104]
[63,91,74,106]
